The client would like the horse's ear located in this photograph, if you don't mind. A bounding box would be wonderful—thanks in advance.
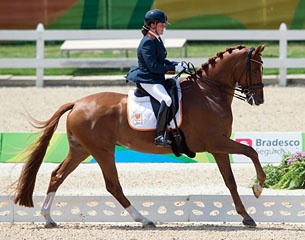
[255,45,265,55]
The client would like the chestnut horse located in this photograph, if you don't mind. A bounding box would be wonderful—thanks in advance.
[14,45,266,228]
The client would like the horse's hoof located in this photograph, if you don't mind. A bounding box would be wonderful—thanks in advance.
[242,218,257,228]
[142,221,156,228]
[45,221,58,228]
[252,183,263,198]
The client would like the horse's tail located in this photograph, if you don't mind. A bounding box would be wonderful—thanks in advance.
[14,102,75,207]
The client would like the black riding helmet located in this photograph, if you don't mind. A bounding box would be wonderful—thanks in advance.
[144,9,170,25]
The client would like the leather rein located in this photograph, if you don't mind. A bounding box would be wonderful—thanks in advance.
[178,47,264,102]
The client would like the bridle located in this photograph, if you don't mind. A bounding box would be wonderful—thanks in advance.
[234,47,264,103]
[177,47,264,102]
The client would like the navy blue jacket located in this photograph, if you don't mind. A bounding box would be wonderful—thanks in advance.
[126,33,178,85]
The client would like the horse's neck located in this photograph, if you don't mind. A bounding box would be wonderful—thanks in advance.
[205,59,237,84]
[194,69,235,107]
[182,79,234,109]
[203,54,241,88]
[210,49,245,83]
[181,81,233,121]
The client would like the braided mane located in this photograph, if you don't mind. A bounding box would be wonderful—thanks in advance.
[197,45,246,76]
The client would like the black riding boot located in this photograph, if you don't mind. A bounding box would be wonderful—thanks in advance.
[154,101,171,148]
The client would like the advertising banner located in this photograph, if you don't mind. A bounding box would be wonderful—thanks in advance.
[1,132,304,163]
[232,132,304,163]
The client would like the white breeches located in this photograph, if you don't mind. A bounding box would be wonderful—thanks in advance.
[139,83,172,107]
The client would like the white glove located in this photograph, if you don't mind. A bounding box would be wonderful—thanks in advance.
[178,62,188,68]
[175,64,185,72]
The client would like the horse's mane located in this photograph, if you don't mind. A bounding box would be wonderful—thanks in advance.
[197,45,246,76]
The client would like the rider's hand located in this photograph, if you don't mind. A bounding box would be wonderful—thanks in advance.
[178,62,188,68]
[175,64,185,72]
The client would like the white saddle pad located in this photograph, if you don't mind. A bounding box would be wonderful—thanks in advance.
[127,89,182,131]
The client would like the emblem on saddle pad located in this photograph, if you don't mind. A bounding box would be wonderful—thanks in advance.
[132,111,143,126]
[127,90,182,131]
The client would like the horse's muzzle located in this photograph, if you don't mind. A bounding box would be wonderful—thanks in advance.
[255,98,264,105]
[247,94,264,106]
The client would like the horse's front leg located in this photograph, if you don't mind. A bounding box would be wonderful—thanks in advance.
[241,144,266,198]
[211,137,266,198]
[212,153,257,227]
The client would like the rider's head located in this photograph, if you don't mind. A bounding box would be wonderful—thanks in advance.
[141,9,169,35]
[144,9,169,25]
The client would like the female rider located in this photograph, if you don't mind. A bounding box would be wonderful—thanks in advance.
[126,9,185,148]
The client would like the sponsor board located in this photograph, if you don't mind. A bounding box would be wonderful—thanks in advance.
[232,132,304,163]
[1,132,304,163]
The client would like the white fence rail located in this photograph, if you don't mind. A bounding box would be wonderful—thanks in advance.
[0,23,304,87]
[1,195,305,223]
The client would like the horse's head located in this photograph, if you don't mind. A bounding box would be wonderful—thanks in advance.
[235,45,265,106]
[191,45,265,106]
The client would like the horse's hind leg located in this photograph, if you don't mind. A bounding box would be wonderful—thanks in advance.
[41,138,89,228]
[213,153,257,227]
[93,147,156,228]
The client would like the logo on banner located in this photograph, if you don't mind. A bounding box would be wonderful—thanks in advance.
[236,138,252,147]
